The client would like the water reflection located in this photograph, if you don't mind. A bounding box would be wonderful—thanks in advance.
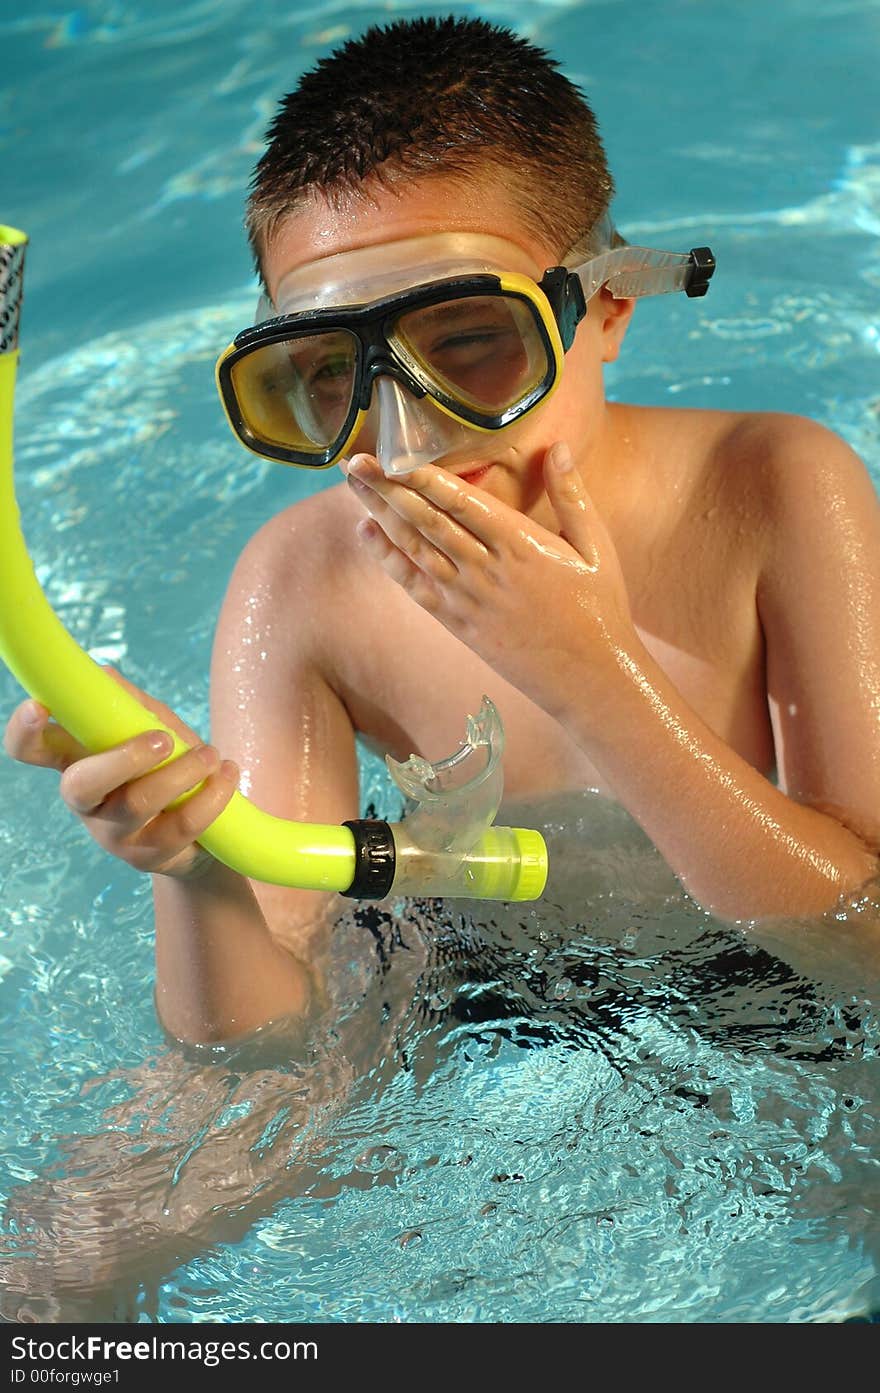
[2,792,878,1322]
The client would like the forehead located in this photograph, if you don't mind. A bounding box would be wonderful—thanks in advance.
[262,178,556,302]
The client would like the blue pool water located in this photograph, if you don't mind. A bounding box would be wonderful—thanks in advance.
[1,0,880,1323]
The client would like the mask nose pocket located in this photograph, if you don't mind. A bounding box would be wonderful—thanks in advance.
[374,376,474,476]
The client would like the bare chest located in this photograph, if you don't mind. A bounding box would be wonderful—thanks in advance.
[330,531,775,799]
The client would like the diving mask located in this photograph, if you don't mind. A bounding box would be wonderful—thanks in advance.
[216,223,715,477]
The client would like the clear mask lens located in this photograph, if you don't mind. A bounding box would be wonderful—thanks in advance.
[231,330,358,453]
[392,294,548,416]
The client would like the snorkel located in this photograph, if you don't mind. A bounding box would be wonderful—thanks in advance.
[0,226,548,902]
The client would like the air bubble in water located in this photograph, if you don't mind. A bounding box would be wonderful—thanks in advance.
[355,1145,404,1174]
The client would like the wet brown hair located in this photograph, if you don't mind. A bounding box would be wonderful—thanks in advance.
[246,15,615,286]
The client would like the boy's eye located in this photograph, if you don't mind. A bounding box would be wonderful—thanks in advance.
[429,325,518,359]
[397,297,533,378]
[307,356,352,386]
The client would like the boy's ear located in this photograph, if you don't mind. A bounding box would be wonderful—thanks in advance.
[598,289,636,364]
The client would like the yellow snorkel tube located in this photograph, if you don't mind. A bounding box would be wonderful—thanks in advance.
[0,227,547,902]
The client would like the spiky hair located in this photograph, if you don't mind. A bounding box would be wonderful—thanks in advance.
[246,16,614,284]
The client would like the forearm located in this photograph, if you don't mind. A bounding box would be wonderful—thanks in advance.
[153,861,314,1045]
[562,633,878,921]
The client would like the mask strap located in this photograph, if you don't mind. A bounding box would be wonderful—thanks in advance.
[254,291,275,325]
[574,243,715,301]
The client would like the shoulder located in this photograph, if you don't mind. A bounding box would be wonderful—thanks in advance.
[720,414,880,593]
[238,479,357,567]
[639,403,872,484]
[228,479,363,603]
[657,406,878,545]
[213,479,369,680]
[720,415,880,649]
[621,404,878,576]
[713,410,877,516]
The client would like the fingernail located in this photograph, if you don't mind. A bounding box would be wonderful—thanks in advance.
[220,759,239,782]
[551,442,573,472]
[338,457,351,477]
[349,453,375,477]
[197,744,218,768]
[21,701,43,727]
[148,731,172,754]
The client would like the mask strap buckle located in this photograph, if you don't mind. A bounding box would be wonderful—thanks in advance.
[539,267,588,352]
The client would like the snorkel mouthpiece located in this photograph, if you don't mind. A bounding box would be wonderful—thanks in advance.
[389,694,506,850]
[342,698,548,902]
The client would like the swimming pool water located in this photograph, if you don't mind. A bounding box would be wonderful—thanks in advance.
[1,0,879,1323]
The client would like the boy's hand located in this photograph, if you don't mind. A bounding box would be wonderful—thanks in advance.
[344,443,635,722]
[3,669,239,880]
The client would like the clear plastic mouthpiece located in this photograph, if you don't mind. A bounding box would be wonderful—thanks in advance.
[385,696,547,902]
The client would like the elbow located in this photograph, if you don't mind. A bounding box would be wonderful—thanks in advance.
[154,968,316,1051]
[683,854,880,926]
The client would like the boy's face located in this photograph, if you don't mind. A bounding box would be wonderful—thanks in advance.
[261,175,634,512]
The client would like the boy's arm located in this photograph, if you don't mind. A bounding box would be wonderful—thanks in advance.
[757,419,880,853]
[342,434,880,965]
[153,503,360,1044]
[549,419,880,924]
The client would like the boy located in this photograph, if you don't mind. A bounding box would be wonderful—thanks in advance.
[6,16,880,1047]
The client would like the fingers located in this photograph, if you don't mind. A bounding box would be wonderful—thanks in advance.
[346,454,499,561]
[348,476,462,581]
[4,665,203,777]
[542,442,602,568]
[4,677,238,881]
[59,730,239,874]
[355,517,445,610]
[67,737,223,825]
[124,760,239,874]
[3,700,88,771]
[103,667,202,744]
